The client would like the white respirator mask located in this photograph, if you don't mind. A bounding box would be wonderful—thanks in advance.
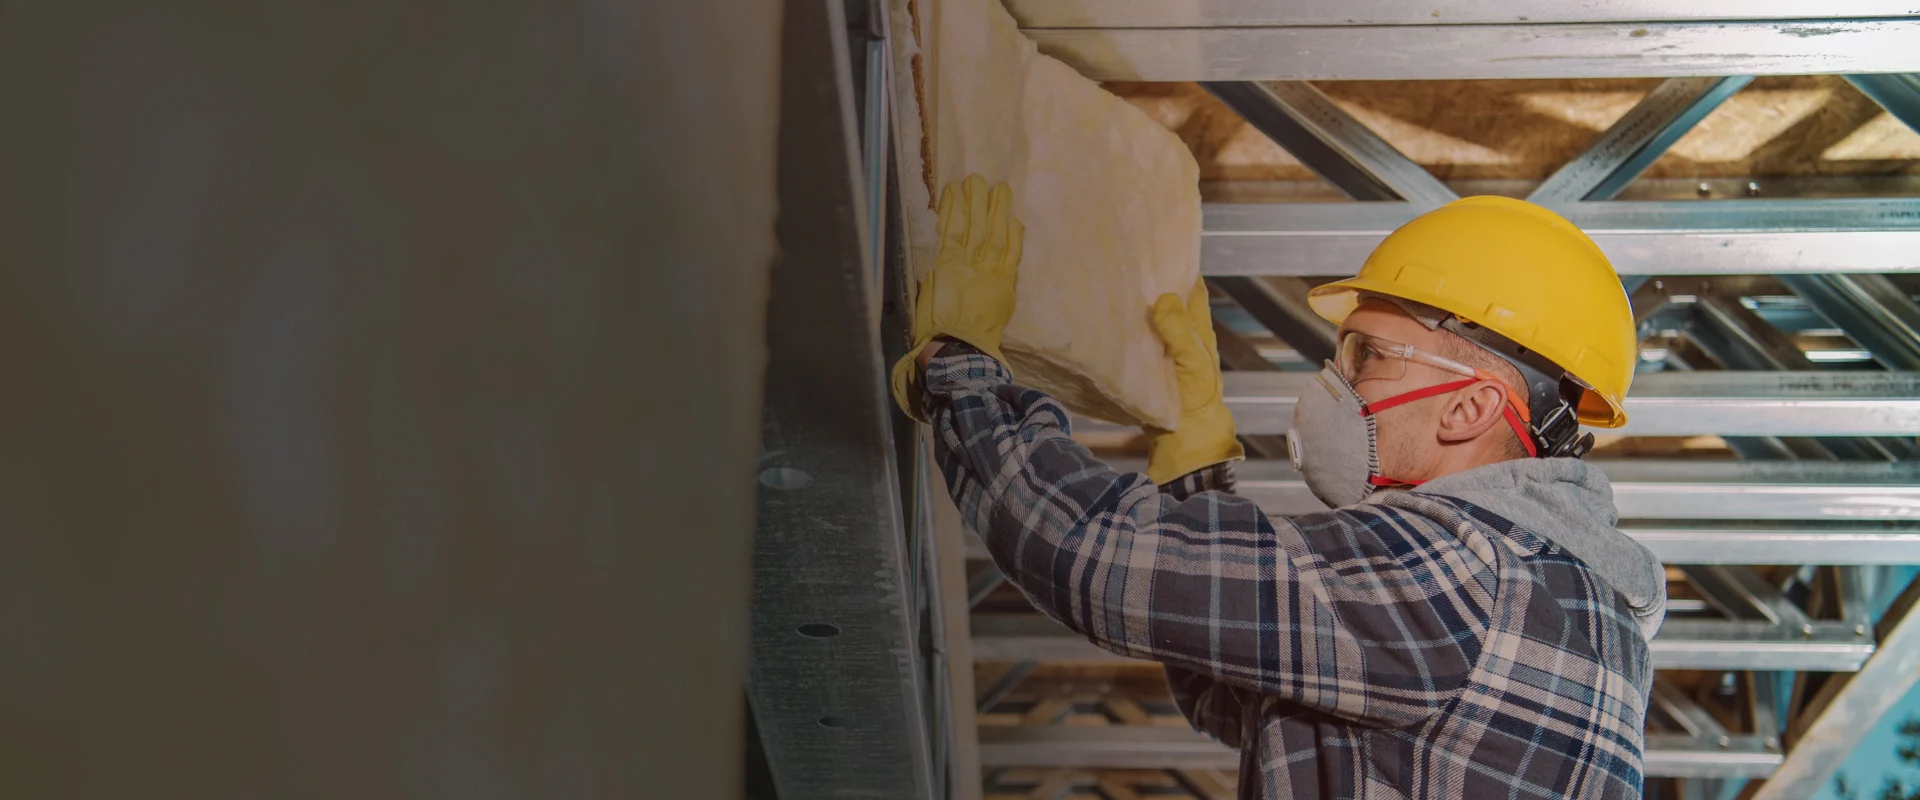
[1287,364,1396,509]
[1288,335,1538,508]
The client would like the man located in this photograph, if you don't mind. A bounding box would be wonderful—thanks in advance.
[894,175,1665,799]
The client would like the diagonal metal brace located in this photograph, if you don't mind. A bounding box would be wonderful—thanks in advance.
[1202,81,1457,207]
[1531,76,1752,204]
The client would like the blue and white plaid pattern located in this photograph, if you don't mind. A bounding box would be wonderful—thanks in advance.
[924,344,1650,799]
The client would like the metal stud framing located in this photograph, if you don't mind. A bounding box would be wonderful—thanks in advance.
[750,1,951,797]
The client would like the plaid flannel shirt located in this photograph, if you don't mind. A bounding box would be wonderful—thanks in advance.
[923,344,1651,800]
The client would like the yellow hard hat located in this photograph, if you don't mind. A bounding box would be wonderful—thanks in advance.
[1306,196,1635,428]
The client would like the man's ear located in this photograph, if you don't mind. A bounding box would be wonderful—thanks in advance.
[1435,381,1509,443]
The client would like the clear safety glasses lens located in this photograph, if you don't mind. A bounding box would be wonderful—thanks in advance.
[1335,333,1410,385]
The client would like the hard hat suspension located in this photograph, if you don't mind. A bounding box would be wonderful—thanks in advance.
[1439,316,1597,459]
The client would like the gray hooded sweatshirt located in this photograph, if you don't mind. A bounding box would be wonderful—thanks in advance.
[1413,457,1668,642]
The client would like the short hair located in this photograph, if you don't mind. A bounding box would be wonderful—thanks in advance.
[1434,330,1533,460]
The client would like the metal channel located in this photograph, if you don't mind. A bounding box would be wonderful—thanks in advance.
[1022,22,1920,82]
[748,0,934,796]
[1004,1,1920,28]
[1643,736,1784,780]
[1529,77,1753,204]
[1200,198,1920,276]
[972,614,1877,672]
[1212,459,1920,521]
[1206,370,1920,438]
[978,725,1783,778]
[1624,521,1920,565]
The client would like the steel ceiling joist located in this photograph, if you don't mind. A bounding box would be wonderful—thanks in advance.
[1216,459,1920,521]
[1003,1,1920,28]
[972,613,1877,672]
[1529,76,1754,205]
[1209,371,1920,438]
[978,699,1786,778]
[1020,22,1920,82]
[1200,198,1920,276]
[1630,521,1920,565]
[749,0,937,796]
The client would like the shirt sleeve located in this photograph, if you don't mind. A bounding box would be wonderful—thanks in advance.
[922,342,1498,727]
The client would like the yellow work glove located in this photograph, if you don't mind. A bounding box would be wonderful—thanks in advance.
[1145,279,1245,484]
[889,174,1025,422]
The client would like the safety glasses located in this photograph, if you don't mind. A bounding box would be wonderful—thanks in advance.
[1334,332,1534,425]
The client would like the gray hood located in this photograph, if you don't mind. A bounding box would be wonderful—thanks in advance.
[1413,458,1667,642]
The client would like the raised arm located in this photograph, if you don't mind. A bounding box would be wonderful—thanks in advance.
[921,345,1496,727]
[892,176,1499,728]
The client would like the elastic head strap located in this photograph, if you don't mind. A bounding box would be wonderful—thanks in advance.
[1358,378,1478,416]
[1502,405,1540,458]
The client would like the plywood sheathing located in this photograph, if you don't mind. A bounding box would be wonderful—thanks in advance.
[1104,76,1920,185]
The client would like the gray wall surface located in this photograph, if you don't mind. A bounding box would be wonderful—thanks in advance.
[0,2,780,797]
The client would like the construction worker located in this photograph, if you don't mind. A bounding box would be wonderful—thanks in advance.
[893,175,1664,799]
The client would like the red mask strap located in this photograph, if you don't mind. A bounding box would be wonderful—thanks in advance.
[1367,475,1424,488]
[1359,378,1479,416]
[1503,405,1540,458]
[1359,378,1541,482]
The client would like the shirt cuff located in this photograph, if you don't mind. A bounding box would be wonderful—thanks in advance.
[1158,460,1238,500]
[921,340,1013,406]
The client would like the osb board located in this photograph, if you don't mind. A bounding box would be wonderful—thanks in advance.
[1104,76,1920,184]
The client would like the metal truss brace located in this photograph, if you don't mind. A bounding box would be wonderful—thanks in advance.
[1684,296,1901,462]
[1780,273,1920,370]
[1749,574,1920,799]
[1846,73,1920,135]
[1531,77,1752,204]
[1202,82,1456,208]
[1207,277,1338,366]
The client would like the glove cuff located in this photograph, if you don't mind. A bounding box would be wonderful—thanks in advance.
[889,336,1014,423]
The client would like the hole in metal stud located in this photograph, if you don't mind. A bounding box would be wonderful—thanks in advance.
[759,467,812,490]
[798,623,841,638]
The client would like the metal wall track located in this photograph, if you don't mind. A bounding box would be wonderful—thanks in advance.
[749,1,952,797]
